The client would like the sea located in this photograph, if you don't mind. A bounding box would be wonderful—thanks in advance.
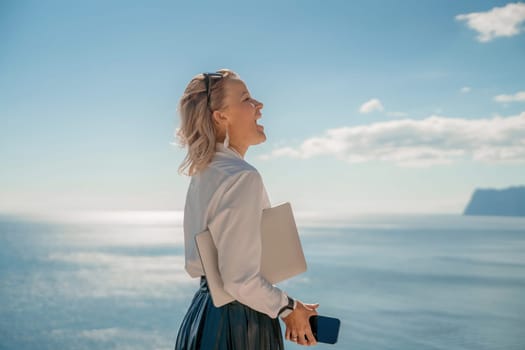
[0,211,524,350]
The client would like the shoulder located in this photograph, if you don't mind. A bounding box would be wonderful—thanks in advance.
[209,154,257,177]
[205,154,259,184]
[213,170,267,210]
[193,157,262,194]
[214,168,263,199]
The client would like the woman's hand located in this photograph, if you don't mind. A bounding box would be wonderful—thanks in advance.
[282,300,320,346]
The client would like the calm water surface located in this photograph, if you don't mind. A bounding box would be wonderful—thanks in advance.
[1,212,524,349]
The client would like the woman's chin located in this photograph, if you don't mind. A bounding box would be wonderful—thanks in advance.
[254,131,266,144]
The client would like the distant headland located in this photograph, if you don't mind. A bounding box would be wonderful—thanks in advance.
[463,185,525,217]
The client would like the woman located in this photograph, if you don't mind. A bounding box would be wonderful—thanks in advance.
[174,69,319,349]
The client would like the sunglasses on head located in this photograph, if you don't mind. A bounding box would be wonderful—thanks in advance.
[202,72,224,111]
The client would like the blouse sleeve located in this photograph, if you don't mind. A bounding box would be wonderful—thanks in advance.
[207,169,290,319]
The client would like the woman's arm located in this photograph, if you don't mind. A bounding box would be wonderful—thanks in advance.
[207,169,290,319]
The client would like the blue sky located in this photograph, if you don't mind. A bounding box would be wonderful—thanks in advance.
[1,0,524,216]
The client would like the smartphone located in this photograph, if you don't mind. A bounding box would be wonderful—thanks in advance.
[308,314,340,344]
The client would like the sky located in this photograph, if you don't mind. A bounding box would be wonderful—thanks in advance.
[1,0,524,216]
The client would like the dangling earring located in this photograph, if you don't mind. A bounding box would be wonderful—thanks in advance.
[223,126,230,148]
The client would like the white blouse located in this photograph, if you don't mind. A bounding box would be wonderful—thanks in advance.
[183,142,294,319]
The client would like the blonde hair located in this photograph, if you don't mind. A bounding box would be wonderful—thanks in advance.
[173,69,241,176]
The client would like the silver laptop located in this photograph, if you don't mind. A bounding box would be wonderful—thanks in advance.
[194,201,307,307]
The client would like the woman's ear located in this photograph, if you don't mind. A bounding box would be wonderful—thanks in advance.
[212,110,229,127]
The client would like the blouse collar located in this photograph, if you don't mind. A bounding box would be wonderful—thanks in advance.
[215,142,244,160]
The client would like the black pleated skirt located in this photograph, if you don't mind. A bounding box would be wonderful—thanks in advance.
[174,275,285,350]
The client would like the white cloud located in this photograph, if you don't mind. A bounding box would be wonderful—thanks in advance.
[455,2,525,42]
[259,112,525,167]
[359,98,384,113]
[494,90,525,102]
[460,86,471,93]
